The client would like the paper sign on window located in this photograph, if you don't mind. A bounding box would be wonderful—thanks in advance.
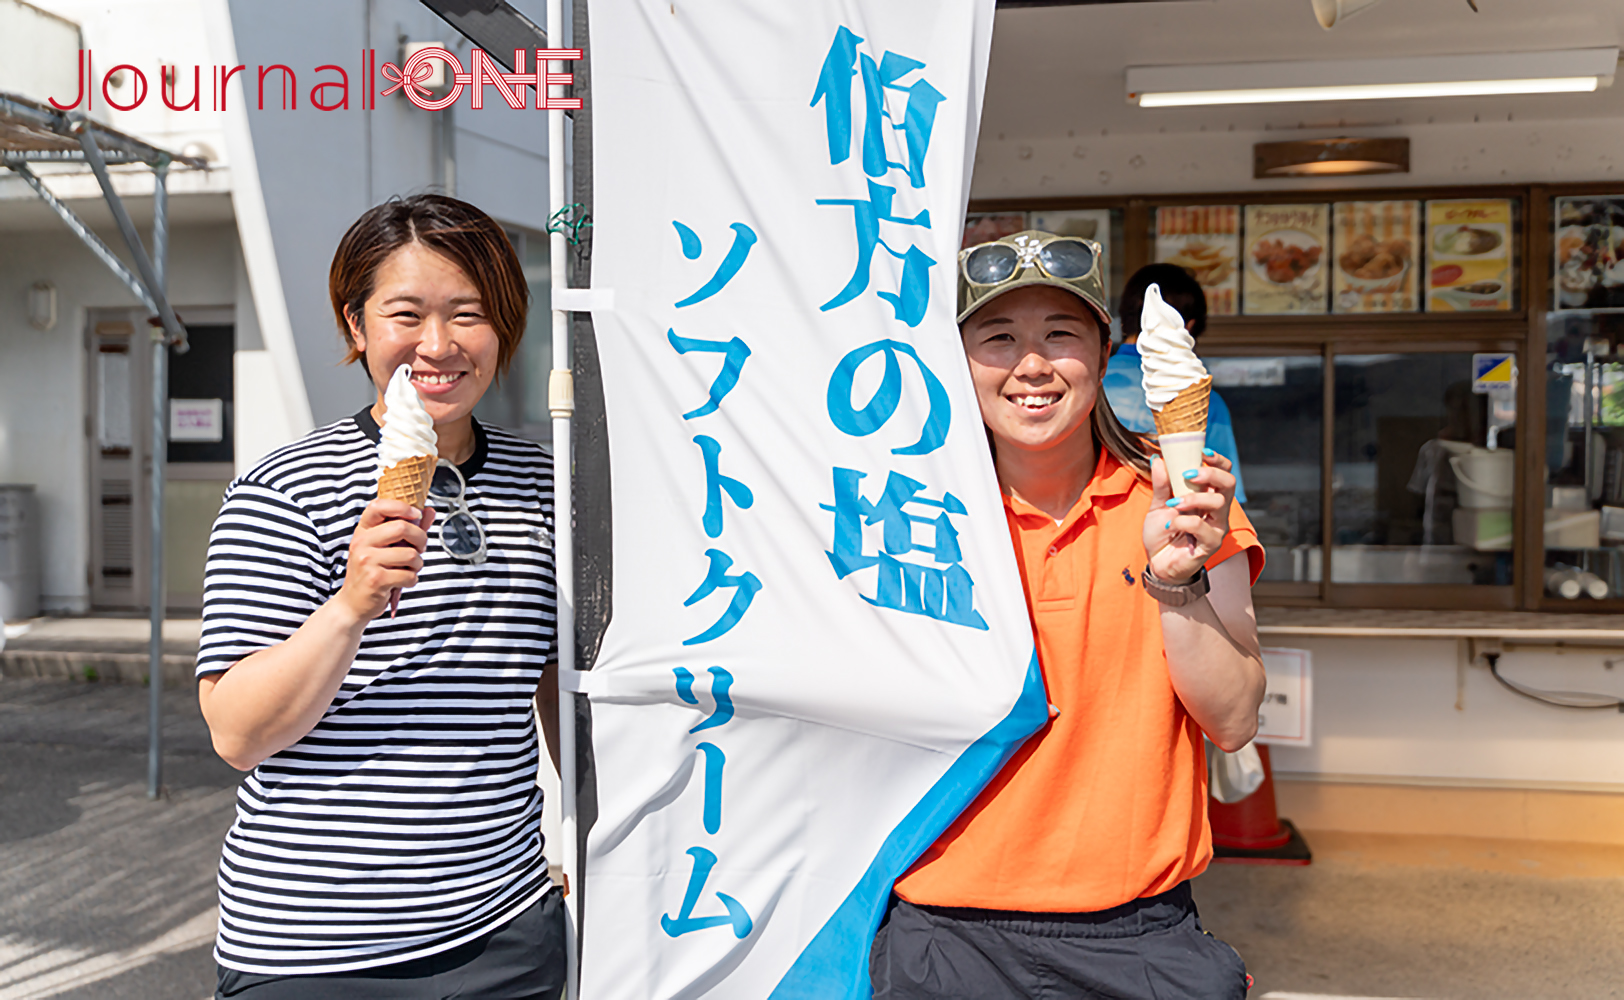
[170,399,224,442]
[1256,647,1312,747]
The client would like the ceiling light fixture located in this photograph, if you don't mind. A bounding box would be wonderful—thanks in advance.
[1127,48,1617,108]
[1254,137,1408,178]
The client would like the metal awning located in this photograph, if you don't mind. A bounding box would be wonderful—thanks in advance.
[0,91,207,166]
[1,89,201,801]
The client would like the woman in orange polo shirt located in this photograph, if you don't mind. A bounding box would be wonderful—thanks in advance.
[870,231,1266,1000]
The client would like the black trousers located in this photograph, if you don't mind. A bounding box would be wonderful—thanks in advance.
[870,882,1249,1000]
[217,888,566,1000]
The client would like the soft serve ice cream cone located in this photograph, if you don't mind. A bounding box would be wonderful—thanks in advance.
[377,364,438,507]
[1138,284,1211,498]
[376,365,437,617]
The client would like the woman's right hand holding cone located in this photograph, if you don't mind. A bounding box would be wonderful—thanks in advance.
[337,499,435,622]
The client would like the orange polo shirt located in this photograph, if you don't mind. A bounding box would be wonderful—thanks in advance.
[895,449,1264,913]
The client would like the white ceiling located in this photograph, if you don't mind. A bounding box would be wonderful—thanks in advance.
[983,0,1624,140]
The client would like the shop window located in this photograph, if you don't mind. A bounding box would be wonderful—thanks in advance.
[1212,356,1322,584]
[1331,352,1514,587]
[1543,311,1624,602]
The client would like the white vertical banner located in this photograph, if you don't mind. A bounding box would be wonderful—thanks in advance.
[579,2,1044,996]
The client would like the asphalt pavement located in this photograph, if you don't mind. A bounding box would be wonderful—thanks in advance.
[3,672,1623,999]
[0,676,238,1000]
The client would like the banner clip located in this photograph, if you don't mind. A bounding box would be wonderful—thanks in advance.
[549,369,575,417]
[554,287,615,312]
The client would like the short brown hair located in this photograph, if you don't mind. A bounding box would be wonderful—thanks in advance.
[329,194,528,374]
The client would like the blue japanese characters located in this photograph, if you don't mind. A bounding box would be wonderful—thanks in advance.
[813,27,943,327]
[813,27,988,634]
[663,218,758,940]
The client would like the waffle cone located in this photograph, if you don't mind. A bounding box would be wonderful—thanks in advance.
[1153,376,1212,437]
[377,453,435,508]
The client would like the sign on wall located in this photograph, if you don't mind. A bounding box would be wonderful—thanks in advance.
[170,398,224,443]
[1333,200,1421,314]
[1155,205,1240,316]
[578,1,1043,996]
[1256,647,1313,747]
[1426,199,1513,312]
[1243,204,1329,315]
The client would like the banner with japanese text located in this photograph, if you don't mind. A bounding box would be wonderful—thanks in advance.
[578,1,1045,995]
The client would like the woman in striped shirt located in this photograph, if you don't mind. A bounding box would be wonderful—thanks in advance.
[197,194,563,999]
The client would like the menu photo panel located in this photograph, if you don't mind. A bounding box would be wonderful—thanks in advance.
[1426,199,1513,312]
[1555,196,1624,311]
[1333,200,1421,313]
[1243,204,1329,315]
[1155,205,1239,316]
[963,211,1028,249]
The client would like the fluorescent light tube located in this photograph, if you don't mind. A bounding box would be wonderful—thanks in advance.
[1141,77,1600,107]
[1127,49,1617,108]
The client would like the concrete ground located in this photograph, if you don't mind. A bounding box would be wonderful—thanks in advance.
[2,668,1622,999]
[0,675,238,1000]
[1194,832,1624,1000]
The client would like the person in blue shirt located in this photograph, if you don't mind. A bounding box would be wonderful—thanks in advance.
[1104,264,1247,503]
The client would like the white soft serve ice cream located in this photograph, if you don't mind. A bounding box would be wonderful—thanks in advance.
[1137,283,1208,411]
[378,363,437,473]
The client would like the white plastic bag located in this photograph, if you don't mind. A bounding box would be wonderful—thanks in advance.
[1207,739,1265,804]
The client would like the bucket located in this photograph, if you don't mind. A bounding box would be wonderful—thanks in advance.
[1447,446,1514,509]
[0,485,40,621]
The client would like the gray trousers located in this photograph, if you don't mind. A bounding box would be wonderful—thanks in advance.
[870,882,1249,1000]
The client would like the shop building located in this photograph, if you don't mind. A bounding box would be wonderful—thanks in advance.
[0,0,555,615]
[5,0,1623,848]
[967,0,1624,842]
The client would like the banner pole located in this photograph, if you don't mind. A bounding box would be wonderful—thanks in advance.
[547,0,580,993]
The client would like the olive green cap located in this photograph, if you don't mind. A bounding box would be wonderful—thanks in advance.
[957,230,1112,328]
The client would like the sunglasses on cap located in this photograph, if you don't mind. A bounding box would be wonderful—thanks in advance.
[957,231,1111,326]
[960,234,1100,287]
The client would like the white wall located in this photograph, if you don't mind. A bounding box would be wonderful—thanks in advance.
[27,0,227,160]
[0,222,238,612]
[1271,637,1624,790]
[223,0,554,427]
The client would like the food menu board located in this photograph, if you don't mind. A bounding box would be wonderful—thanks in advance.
[1243,204,1329,315]
[1155,205,1239,316]
[1332,201,1421,313]
[1426,199,1513,312]
[1555,196,1624,310]
[962,212,1027,249]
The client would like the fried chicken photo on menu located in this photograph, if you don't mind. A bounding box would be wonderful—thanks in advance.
[1253,239,1322,284]
[1338,234,1413,281]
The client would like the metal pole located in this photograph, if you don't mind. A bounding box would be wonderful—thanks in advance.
[148,159,170,800]
[548,0,579,992]
[72,119,188,352]
[6,161,159,313]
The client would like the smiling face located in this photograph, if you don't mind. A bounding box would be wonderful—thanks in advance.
[960,284,1105,459]
[346,241,500,429]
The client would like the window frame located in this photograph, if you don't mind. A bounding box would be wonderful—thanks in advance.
[969,182,1624,613]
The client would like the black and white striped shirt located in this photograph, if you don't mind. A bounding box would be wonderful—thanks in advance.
[198,410,557,974]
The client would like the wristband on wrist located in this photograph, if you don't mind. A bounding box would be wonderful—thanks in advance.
[1141,565,1210,607]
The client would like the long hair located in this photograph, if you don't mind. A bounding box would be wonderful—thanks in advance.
[1093,385,1157,478]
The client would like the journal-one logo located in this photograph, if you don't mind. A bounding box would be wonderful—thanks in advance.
[48,47,582,114]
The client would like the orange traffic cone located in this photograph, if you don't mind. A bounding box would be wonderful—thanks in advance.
[1209,745,1311,865]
